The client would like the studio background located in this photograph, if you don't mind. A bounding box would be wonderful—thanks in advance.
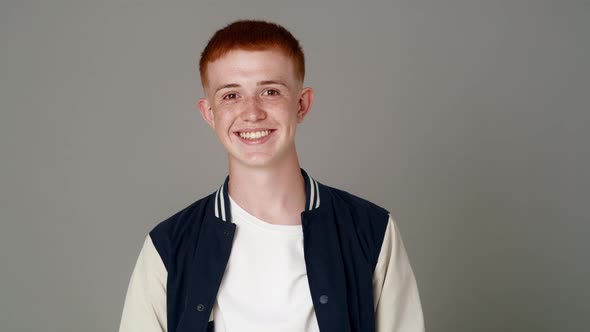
[1,0,588,331]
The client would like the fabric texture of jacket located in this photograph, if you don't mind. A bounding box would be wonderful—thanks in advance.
[119,169,425,332]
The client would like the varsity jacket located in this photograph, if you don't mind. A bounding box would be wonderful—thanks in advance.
[119,169,425,332]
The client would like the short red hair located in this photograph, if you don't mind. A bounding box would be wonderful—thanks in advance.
[199,20,305,87]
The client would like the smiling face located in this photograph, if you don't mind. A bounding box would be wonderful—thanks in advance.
[198,48,314,169]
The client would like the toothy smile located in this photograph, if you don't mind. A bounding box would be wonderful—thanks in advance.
[237,130,273,140]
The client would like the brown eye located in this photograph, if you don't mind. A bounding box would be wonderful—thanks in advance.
[223,93,237,100]
[263,89,280,96]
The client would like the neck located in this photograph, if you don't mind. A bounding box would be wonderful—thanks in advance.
[227,152,306,222]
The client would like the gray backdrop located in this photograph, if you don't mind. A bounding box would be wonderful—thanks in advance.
[1,0,588,331]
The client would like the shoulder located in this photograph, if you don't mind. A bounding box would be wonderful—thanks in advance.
[321,182,390,222]
[150,192,213,238]
[319,182,391,266]
[148,191,215,269]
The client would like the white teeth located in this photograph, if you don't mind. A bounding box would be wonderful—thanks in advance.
[239,130,270,140]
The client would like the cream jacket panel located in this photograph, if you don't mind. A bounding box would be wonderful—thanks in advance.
[373,215,425,332]
[119,235,168,332]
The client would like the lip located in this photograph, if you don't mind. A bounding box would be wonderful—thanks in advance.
[234,129,276,145]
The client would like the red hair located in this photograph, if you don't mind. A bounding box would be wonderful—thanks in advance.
[199,20,305,87]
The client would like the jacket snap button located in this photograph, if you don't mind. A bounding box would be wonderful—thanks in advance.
[319,295,329,304]
[196,304,205,312]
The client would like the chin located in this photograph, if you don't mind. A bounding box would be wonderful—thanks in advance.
[226,144,292,169]
[229,153,276,169]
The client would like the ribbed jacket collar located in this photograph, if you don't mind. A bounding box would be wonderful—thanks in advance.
[213,168,321,222]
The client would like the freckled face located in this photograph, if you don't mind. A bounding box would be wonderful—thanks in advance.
[199,49,312,169]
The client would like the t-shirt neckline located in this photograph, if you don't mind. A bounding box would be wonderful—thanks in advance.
[228,194,303,235]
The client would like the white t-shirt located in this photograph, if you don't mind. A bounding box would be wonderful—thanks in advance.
[211,195,320,332]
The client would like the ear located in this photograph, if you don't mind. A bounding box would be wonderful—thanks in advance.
[296,87,314,123]
[197,98,215,129]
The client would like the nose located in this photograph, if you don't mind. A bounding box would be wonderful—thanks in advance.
[240,96,267,122]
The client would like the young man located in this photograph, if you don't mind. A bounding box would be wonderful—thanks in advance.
[119,20,424,332]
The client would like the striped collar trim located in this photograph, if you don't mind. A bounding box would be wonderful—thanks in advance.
[214,175,231,222]
[213,168,321,222]
[302,168,321,211]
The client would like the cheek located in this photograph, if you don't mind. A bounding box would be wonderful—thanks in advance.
[271,100,298,118]
[212,115,232,138]
[212,109,231,127]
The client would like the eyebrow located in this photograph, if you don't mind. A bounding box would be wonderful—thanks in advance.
[214,80,288,95]
[257,80,288,88]
[214,83,241,95]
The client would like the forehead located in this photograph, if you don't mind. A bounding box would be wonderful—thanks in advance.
[204,48,299,91]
